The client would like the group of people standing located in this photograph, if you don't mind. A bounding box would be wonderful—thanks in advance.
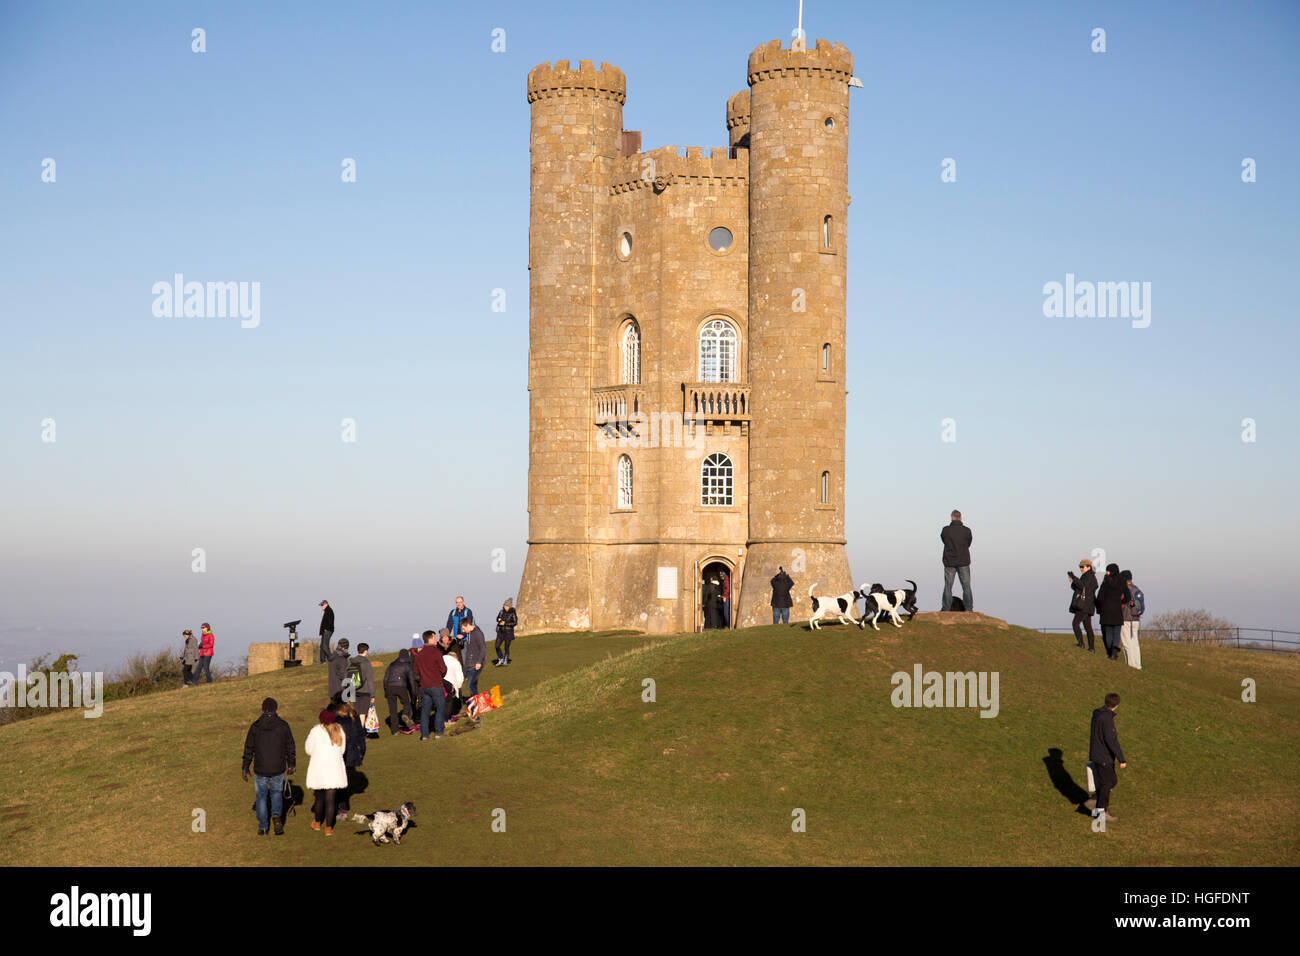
[1067,560,1145,669]
[239,595,520,836]
[180,624,216,685]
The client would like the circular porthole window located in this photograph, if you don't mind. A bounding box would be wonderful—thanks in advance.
[619,232,633,259]
[708,227,733,252]
[824,116,835,130]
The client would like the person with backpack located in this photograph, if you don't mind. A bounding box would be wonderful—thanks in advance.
[1067,559,1099,652]
[181,629,199,686]
[1095,564,1126,661]
[241,697,296,836]
[1119,570,1144,670]
[327,638,351,705]
[494,598,517,667]
[770,567,794,625]
[305,708,347,835]
[194,623,216,683]
[332,701,366,817]
[348,643,376,730]
[384,647,419,735]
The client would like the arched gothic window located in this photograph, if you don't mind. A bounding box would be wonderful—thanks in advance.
[698,319,737,383]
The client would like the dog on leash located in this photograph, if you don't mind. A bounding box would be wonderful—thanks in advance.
[352,802,416,845]
[808,583,868,630]
[867,580,919,628]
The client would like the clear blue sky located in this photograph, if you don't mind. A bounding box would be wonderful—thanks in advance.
[1,0,1297,672]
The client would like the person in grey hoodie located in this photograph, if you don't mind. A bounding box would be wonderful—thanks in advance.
[459,620,487,706]
[328,638,351,704]
[181,629,199,686]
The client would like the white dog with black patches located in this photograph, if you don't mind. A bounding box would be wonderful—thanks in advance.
[807,583,868,629]
[865,580,919,629]
[352,801,416,845]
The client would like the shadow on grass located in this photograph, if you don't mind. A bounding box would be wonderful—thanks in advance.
[1043,747,1092,815]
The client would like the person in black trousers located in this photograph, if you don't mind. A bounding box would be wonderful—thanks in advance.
[1095,564,1127,660]
[1067,559,1099,651]
[494,598,517,666]
[318,599,335,663]
[332,701,366,816]
[1085,692,1127,822]
[384,648,418,734]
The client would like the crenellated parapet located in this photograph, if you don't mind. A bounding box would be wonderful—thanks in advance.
[747,37,853,85]
[608,144,747,194]
[726,89,750,130]
[527,59,627,104]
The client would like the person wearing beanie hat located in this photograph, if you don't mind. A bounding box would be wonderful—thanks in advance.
[494,598,517,666]
[241,696,296,836]
[1095,563,1127,660]
[305,707,346,834]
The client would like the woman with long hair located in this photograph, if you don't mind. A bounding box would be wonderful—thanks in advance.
[304,708,347,835]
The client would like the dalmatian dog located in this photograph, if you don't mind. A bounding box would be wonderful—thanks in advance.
[352,801,416,845]
[807,583,868,630]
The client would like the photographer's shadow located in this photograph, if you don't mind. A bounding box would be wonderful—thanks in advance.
[1043,747,1091,815]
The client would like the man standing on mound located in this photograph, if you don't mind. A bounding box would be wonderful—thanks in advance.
[940,509,973,612]
[1085,692,1126,822]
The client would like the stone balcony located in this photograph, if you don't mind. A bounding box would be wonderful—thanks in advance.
[592,385,647,425]
[684,382,750,421]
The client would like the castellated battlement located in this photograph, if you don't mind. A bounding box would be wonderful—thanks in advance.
[726,90,750,129]
[747,37,853,84]
[608,143,747,193]
[527,59,627,104]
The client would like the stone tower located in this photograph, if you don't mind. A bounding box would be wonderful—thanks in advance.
[516,39,855,635]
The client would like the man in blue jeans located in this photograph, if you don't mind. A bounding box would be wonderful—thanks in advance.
[241,697,296,836]
[940,510,973,611]
[413,630,448,740]
[770,567,794,625]
[460,619,487,704]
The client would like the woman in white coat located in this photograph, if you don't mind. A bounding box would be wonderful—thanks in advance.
[442,645,465,720]
[305,708,347,835]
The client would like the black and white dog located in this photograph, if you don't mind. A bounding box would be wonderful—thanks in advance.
[808,583,868,629]
[352,802,416,845]
[867,580,919,628]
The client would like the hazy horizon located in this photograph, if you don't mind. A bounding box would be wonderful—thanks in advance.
[3,0,1297,676]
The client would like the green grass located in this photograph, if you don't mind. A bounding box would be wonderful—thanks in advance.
[2,620,1297,865]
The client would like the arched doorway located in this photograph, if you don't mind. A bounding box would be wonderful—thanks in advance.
[699,559,734,631]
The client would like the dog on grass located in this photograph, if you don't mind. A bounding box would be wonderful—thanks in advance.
[352,802,416,845]
[869,580,919,625]
[808,583,868,630]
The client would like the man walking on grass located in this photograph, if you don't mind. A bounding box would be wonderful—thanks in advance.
[242,697,296,836]
[940,510,973,611]
[1084,692,1127,823]
[413,630,448,740]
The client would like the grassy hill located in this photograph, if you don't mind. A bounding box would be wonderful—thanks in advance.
[3,618,1297,866]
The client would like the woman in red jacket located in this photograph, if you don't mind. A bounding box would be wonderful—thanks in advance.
[194,622,216,683]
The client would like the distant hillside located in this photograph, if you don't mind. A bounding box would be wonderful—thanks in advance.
[2,620,1296,866]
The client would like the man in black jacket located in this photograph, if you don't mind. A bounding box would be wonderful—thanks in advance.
[940,510,973,611]
[770,567,794,625]
[241,697,296,836]
[384,648,419,734]
[1085,692,1127,822]
[1095,564,1126,660]
[318,600,335,663]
